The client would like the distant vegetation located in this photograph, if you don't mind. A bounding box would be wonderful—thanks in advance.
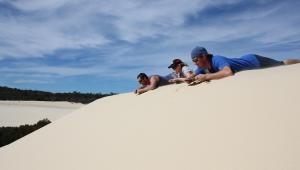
[0,86,116,104]
[0,119,51,147]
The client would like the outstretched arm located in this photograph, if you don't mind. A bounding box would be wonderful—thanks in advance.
[169,71,195,84]
[194,66,233,82]
[169,77,188,83]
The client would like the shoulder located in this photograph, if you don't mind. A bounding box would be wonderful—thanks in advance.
[212,55,228,61]
[150,75,158,79]
[211,55,231,64]
[210,55,232,71]
[150,75,160,81]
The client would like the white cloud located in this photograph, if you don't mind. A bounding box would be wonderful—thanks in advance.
[8,0,73,11]
[14,79,54,84]
[1,0,300,71]
[0,65,105,77]
[0,0,250,59]
[0,12,109,58]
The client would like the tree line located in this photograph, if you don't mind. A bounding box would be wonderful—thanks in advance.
[0,119,51,147]
[0,86,116,104]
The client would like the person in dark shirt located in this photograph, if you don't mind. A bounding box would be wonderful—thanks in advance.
[134,73,170,95]
[189,46,300,83]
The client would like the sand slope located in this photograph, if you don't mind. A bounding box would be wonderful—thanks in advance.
[0,64,300,170]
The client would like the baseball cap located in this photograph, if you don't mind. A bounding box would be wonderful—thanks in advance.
[191,46,208,60]
[168,59,183,69]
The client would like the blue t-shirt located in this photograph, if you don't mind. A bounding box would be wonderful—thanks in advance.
[195,54,260,75]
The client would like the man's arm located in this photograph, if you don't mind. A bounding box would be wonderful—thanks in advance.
[184,72,197,84]
[195,66,233,82]
[170,71,196,83]
[169,70,195,84]
[169,77,187,83]
[134,85,146,94]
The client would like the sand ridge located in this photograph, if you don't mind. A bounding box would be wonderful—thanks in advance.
[0,64,299,170]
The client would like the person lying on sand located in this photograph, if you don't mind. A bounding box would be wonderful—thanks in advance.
[135,73,170,95]
[167,59,194,84]
[187,46,300,84]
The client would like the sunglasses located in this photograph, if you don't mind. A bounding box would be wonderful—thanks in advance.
[192,58,199,63]
[171,65,179,70]
[192,55,204,63]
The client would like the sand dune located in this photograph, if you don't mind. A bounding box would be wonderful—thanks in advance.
[0,64,300,170]
[0,101,83,126]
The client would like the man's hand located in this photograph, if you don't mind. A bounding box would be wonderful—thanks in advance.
[194,74,207,83]
[136,89,146,95]
[185,77,195,84]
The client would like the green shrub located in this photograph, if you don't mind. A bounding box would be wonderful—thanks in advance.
[0,119,51,147]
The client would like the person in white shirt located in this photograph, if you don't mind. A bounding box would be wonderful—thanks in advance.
[167,59,194,83]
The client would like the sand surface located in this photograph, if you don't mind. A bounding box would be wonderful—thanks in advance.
[0,64,300,170]
[0,101,83,126]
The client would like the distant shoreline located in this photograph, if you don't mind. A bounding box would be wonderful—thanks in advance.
[0,100,83,109]
[0,86,116,104]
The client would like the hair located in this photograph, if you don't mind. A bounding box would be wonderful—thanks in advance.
[180,63,188,67]
[137,73,148,80]
[207,53,213,59]
[173,62,188,69]
[197,54,213,62]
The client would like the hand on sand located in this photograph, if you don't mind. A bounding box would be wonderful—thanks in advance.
[188,75,208,86]
[135,89,145,95]
[188,80,203,86]
[195,74,207,82]
[185,77,195,84]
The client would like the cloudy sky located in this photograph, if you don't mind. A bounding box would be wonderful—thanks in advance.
[0,0,299,93]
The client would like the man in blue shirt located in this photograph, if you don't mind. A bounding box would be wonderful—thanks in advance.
[189,46,300,83]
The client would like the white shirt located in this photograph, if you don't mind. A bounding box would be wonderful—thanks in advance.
[175,66,193,78]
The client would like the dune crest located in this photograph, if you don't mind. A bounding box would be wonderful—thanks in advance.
[0,64,300,170]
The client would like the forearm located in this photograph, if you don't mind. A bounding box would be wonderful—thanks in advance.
[203,71,232,81]
[141,85,156,92]
[175,78,188,82]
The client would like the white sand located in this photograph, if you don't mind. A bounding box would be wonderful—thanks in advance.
[0,101,83,126]
[0,64,300,170]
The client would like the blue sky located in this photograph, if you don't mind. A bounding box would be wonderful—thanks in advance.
[0,0,300,93]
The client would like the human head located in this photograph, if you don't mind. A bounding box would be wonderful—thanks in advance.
[190,46,211,68]
[168,59,187,73]
[137,73,150,86]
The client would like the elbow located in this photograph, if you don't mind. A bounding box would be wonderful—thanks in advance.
[216,69,233,79]
[224,69,233,77]
[226,71,233,77]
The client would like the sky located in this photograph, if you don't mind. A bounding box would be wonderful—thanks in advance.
[0,0,300,93]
